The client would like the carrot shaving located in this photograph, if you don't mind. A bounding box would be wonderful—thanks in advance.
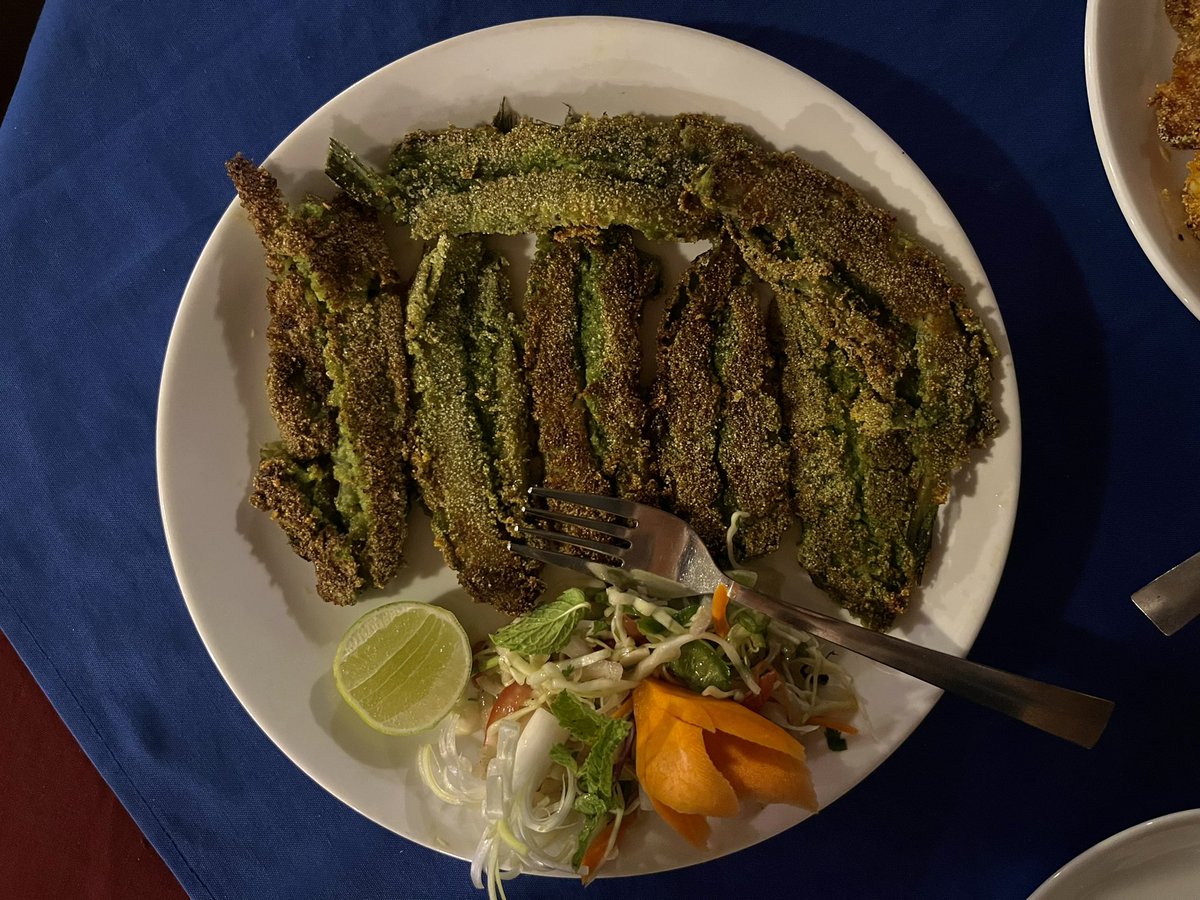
[712,582,731,638]
[741,670,778,712]
[704,731,818,811]
[580,809,639,882]
[608,695,634,720]
[806,715,859,735]
[633,678,821,847]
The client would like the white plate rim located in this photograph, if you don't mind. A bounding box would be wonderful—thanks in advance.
[1030,808,1200,899]
[156,15,1022,877]
[1084,0,1200,322]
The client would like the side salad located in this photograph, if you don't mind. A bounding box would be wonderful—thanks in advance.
[417,581,859,896]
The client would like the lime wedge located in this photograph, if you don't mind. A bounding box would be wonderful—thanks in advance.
[333,601,471,735]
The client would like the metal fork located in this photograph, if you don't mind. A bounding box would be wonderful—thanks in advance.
[510,487,1113,749]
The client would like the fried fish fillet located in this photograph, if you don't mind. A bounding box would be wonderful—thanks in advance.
[326,112,761,240]
[523,233,609,502]
[525,228,659,507]
[249,448,361,604]
[1152,0,1200,234]
[228,155,410,604]
[226,158,337,460]
[653,241,790,560]
[689,152,996,627]
[1152,0,1200,148]
[407,234,542,615]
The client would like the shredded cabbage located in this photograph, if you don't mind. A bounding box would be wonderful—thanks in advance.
[420,579,859,891]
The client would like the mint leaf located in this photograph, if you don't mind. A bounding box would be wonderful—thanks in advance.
[667,640,733,692]
[580,718,631,799]
[553,692,632,870]
[549,742,579,774]
[573,792,607,817]
[491,588,590,655]
[551,693,631,803]
[550,691,607,744]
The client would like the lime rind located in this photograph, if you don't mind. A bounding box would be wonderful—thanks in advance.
[333,601,471,735]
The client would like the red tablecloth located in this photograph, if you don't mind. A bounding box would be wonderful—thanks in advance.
[0,632,184,898]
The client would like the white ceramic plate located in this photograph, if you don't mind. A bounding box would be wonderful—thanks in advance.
[1085,0,1200,320]
[1031,810,1200,899]
[157,17,1020,877]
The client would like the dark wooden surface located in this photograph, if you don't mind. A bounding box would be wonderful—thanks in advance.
[1,4,187,897]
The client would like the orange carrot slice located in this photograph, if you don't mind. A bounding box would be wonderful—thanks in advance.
[608,695,634,721]
[649,796,710,849]
[638,679,805,761]
[640,714,738,817]
[705,731,818,812]
[806,715,859,735]
[712,582,731,638]
[580,809,639,883]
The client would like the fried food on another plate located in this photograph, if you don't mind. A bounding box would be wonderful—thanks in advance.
[1152,0,1200,149]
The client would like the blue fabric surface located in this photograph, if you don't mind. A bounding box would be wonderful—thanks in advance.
[3,1,1200,897]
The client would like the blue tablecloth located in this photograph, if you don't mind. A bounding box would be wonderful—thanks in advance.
[4,1,1200,897]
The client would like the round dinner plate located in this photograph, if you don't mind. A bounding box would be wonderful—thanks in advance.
[156,17,1021,878]
[1085,0,1200,321]
[1031,810,1200,899]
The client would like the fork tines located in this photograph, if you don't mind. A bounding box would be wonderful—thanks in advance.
[511,487,637,568]
[527,486,639,520]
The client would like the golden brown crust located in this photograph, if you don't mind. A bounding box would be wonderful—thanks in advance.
[524,234,612,500]
[1153,0,1200,148]
[652,246,730,551]
[1184,152,1200,231]
[407,235,542,616]
[714,259,791,560]
[228,154,411,601]
[249,452,362,606]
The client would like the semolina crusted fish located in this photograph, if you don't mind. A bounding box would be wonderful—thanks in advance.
[326,111,762,240]
[227,155,411,604]
[690,151,995,627]
[524,227,659,506]
[407,234,542,615]
[653,240,790,561]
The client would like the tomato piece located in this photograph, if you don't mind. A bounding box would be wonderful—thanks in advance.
[485,682,533,734]
[740,670,778,712]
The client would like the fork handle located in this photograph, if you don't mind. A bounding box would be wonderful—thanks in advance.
[726,582,1113,748]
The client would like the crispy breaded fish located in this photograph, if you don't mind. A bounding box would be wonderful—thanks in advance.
[579,228,659,502]
[524,234,609,501]
[326,112,761,240]
[228,155,410,604]
[525,228,659,504]
[690,152,996,627]
[226,159,337,460]
[1152,0,1200,234]
[250,448,362,604]
[653,241,790,560]
[713,257,792,561]
[1152,0,1200,148]
[407,234,542,615]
